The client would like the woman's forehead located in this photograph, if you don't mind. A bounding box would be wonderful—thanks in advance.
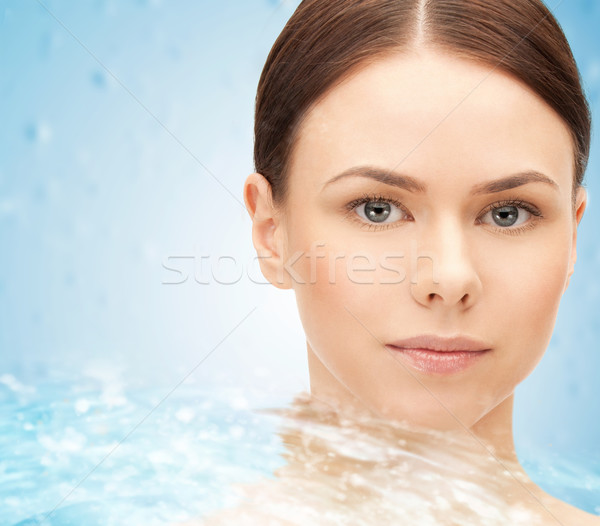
[288,50,575,196]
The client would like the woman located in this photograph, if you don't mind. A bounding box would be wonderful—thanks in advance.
[199,0,598,523]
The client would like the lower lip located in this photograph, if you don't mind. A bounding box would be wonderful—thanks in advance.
[387,347,491,375]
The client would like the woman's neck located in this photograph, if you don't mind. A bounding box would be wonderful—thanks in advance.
[307,343,520,465]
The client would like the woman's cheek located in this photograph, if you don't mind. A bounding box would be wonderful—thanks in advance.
[286,229,391,351]
[489,235,571,380]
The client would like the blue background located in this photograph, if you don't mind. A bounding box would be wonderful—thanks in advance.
[0,0,598,494]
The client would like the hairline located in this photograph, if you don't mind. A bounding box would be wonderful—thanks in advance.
[272,44,581,213]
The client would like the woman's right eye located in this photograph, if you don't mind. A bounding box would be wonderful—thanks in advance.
[350,196,409,226]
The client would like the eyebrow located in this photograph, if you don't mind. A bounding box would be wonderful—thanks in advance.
[323,165,559,194]
[470,171,559,195]
[323,166,426,193]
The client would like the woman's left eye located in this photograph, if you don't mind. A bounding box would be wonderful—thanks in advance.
[479,203,536,229]
[355,199,406,224]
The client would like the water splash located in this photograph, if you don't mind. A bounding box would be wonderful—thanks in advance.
[1,377,597,525]
[199,393,589,525]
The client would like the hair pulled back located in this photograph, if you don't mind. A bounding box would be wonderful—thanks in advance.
[254,0,591,205]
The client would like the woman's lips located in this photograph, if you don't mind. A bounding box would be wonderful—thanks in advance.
[386,335,492,375]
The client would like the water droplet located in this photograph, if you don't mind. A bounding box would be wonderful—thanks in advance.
[75,398,91,415]
[175,407,195,424]
[91,70,107,88]
[24,121,53,144]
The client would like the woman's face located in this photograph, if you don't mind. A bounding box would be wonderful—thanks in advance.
[263,50,586,431]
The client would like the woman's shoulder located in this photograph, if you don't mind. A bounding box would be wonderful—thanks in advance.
[548,499,600,526]
[528,485,600,526]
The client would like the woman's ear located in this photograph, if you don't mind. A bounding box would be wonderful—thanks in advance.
[564,186,587,292]
[244,173,292,289]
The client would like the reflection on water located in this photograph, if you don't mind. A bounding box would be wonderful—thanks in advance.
[200,394,589,525]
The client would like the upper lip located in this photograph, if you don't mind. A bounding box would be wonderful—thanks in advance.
[386,335,491,352]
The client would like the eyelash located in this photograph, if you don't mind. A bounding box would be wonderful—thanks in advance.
[344,193,411,231]
[476,199,543,235]
[344,194,543,234]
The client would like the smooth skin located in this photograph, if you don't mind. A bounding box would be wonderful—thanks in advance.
[243,49,597,524]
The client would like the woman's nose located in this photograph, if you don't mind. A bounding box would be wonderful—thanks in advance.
[409,224,482,311]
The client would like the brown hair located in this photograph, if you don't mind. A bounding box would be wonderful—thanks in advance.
[254,0,591,205]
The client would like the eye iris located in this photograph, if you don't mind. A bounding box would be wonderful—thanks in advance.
[492,206,518,227]
[364,201,391,223]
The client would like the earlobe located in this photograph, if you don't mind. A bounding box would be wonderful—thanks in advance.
[564,186,587,292]
[574,186,587,226]
[243,173,291,289]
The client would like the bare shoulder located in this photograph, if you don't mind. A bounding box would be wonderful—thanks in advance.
[552,500,600,526]
[534,490,600,526]
[579,510,600,526]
